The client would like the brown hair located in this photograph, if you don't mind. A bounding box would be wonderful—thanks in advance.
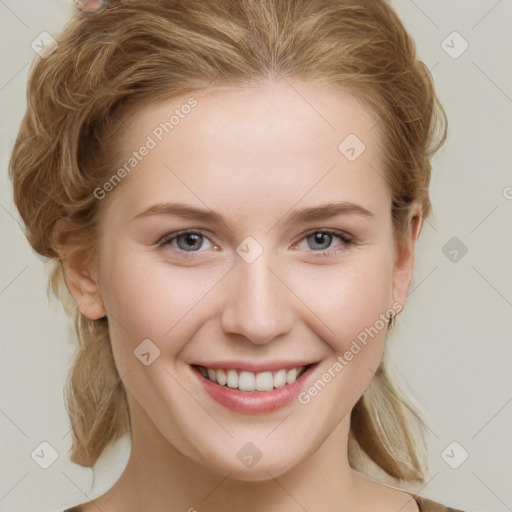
[9,0,447,482]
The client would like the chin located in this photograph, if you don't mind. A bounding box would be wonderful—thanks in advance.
[194,440,310,482]
[214,459,296,482]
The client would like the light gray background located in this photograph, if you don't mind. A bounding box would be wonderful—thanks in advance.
[1,1,511,511]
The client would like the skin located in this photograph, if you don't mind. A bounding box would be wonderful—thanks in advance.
[63,78,422,512]
[74,0,107,14]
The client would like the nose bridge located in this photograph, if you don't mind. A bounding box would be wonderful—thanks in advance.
[220,248,294,344]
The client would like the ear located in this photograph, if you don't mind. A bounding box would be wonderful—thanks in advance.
[390,205,423,311]
[55,220,106,320]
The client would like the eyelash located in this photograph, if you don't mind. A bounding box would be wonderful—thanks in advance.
[156,228,355,258]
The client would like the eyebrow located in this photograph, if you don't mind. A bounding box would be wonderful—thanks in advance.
[132,201,374,224]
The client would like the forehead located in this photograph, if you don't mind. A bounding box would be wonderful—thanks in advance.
[120,78,380,152]
[101,79,388,223]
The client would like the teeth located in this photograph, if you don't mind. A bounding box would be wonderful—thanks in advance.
[273,369,287,388]
[286,368,298,384]
[239,371,256,391]
[198,365,307,391]
[226,369,238,388]
[216,368,227,386]
[255,371,273,391]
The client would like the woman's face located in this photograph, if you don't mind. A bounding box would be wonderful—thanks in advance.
[72,79,418,480]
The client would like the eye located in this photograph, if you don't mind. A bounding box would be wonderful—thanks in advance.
[294,229,354,256]
[156,228,354,258]
[156,230,216,255]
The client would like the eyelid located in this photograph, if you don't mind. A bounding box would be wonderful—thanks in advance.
[155,228,214,247]
[296,227,353,244]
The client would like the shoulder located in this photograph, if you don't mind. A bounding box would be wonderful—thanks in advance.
[413,494,466,512]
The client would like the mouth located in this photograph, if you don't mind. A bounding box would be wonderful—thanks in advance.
[192,364,313,392]
[191,362,318,414]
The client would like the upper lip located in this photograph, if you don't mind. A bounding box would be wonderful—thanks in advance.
[191,360,319,373]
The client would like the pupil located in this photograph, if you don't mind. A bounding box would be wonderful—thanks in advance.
[180,234,201,250]
[312,232,330,249]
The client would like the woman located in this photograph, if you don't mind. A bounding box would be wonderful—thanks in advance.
[9,0,463,510]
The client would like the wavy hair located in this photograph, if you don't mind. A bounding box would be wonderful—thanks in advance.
[9,0,447,482]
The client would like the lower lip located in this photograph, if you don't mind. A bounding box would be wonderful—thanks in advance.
[193,365,316,414]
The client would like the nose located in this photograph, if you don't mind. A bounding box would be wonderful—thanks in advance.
[220,251,295,345]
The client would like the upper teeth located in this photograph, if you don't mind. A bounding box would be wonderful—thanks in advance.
[197,366,306,391]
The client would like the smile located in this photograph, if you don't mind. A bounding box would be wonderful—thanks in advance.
[191,363,318,414]
[195,365,309,392]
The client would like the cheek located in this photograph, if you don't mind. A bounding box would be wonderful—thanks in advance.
[292,251,393,351]
[304,253,393,410]
[98,251,222,360]
[295,258,392,417]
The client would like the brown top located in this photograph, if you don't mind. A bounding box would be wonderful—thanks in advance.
[63,494,464,511]
[414,495,465,512]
